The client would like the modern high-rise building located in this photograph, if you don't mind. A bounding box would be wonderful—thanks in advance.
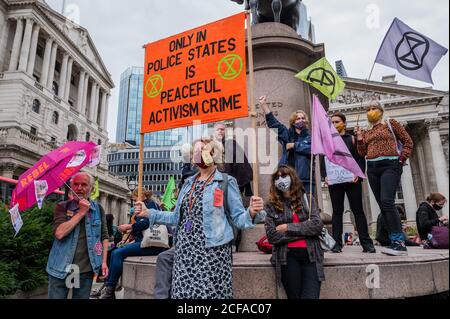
[298,2,316,43]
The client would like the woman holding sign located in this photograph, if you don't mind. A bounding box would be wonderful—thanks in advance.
[321,112,375,254]
[135,138,265,299]
[355,101,413,256]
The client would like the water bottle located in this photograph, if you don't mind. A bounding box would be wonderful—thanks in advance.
[427,233,433,241]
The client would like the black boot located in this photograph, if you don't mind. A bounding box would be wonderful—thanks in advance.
[362,244,376,253]
[100,285,116,299]
[331,243,343,253]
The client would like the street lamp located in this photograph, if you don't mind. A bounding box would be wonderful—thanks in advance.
[127,176,137,207]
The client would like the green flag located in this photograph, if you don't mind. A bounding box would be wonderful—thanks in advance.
[295,57,346,100]
[162,176,177,211]
[90,177,100,201]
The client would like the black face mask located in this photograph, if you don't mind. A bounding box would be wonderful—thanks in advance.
[433,204,444,211]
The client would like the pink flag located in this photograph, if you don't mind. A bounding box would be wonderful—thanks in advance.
[311,95,366,179]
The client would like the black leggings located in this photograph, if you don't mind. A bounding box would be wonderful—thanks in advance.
[281,249,321,299]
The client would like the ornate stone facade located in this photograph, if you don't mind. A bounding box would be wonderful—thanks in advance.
[0,0,129,222]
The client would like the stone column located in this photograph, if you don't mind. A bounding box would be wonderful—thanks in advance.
[82,75,90,116]
[76,70,86,112]
[401,159,418,222]
[102,94,110,129]
[40,37,53,85]
[26,24,40,76]
[8,18,24,72]
[47,42,58,89]
[58,53,69,98]
[426,119,449,215]
[93,86,101,124]
[64,58,73,101]
[99,91,107,128]
[88,82,97,121]
[18,18,34,72]
[100,193,107,212]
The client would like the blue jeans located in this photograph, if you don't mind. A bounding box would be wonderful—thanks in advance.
[48,272,94,299]
[105,242,167,287]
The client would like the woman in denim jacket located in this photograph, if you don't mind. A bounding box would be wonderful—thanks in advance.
[136,138,265,299]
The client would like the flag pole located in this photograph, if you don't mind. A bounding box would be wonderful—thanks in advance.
[357,61,377,127]
[246,9,259,197]
[138,133,145,201]
[308,94,315,220]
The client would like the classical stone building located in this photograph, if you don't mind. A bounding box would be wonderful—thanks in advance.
[325,75,449,231]
[0,0,129,224]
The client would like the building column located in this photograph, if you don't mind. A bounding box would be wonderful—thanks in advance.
[99,192,107,212]
[47,42,58,89]
[367,180,380,227]
[18,18,34,72]
[82,75,90,116]
[89,82,97,122]
[426,119,449,215]
[8,18,24,72]
[99,91,107,128]
[401,159,418,222]
[76,70,86,112]
[93,86,101,124]
[64,58,73,101]
[102,94,110,129]
[39,37,53,85]
[26,23,40,76]
[58,53,69,98]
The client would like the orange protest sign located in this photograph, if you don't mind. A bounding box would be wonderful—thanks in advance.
[141,13,248,133]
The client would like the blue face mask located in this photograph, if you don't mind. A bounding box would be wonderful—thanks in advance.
[275,176,292,192]
[295,121,305,130]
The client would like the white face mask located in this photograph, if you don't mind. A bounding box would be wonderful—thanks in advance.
[275,176,292,192]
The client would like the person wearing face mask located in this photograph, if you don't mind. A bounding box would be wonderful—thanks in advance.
[416,193,448,242]
[355,101,414,256]
[134,138,266,299]
[265,165,324,299]
[260,96,314,194]
[321,112,375,254]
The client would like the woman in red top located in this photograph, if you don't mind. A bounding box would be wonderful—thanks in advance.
[264,165,324,299]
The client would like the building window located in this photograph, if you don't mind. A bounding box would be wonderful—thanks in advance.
[30,126,37,136]
[86,132,91,141]
[52,111,59,125]
[32,99,40,114]
[50,136,56,143]
[98,139,102,146]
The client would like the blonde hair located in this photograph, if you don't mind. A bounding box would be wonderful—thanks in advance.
[289,110,310,129]
[132,189,153,201]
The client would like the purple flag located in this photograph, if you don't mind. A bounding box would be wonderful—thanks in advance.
[375,18,448,84]
[311,95,366,179]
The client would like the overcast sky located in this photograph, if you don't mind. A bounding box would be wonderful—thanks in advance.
[45,0,449,142]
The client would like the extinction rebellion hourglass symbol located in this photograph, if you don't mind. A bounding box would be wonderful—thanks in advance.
[395,32,430,71]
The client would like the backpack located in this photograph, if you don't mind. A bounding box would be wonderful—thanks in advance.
[386,118,403,156]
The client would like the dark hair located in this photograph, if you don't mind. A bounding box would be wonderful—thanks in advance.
[106,214,114,237]
[426,193,447,203]
[332,112,347,124]
[268,165,305,215]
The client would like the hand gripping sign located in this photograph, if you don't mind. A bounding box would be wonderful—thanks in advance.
[141,13,248,133]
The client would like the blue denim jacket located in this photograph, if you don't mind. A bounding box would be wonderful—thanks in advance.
[148,170,266,248]
[266,112,313,184]
[46,201,103,279]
